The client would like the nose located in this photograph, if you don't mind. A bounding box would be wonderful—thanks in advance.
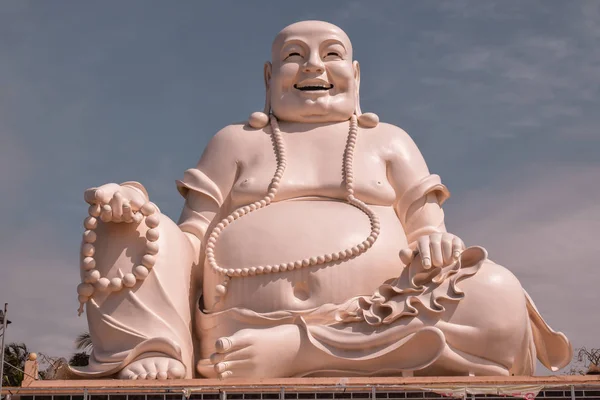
[303,53,324,74]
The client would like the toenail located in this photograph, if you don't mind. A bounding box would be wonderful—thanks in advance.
[216,337,232,352]
[218,371,233,380]
[215,362,228,373]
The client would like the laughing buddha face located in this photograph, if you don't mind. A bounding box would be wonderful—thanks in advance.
[266,21,360,123]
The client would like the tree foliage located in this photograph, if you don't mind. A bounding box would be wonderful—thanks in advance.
[74,332,93,353]
[2,342,28,387]
[68,352,89,367]
[567,347,600,375]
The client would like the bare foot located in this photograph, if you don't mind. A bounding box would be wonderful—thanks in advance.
[118,356,185,380]
[210,324,302,379]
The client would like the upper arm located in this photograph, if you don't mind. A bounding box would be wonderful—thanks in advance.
[382,123,431,197]
[176,125,244,237]
[381,124,450,230]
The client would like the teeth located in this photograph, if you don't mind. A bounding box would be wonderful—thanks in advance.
[294,84,333,91]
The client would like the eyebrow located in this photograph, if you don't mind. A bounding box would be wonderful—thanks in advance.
[320,39,347,51]
[280,39,308,52]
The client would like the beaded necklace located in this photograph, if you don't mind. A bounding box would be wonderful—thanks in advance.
[206,114,381,297]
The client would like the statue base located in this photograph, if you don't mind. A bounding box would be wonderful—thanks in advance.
[9,376,600,400]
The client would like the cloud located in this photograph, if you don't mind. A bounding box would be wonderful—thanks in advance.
[411,2,600,140]
[445,163,600,372]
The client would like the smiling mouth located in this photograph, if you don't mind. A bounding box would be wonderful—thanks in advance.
[294,84,334,91]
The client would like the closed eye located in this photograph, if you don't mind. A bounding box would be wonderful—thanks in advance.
[324,51,342,60]
[285,52,302,60]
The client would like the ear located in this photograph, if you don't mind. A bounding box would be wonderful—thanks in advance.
[353,60,362,116]
[263,61,272,114]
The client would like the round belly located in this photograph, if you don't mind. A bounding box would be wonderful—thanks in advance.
[204,199,408,313]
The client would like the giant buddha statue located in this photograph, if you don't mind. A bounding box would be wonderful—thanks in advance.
[71,21,572,380]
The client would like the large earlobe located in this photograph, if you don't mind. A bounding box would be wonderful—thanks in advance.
[263,62,272,114]
[353,60,379,128]
[247,62,272,129]
[353,61,362,116]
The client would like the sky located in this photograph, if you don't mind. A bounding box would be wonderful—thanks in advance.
[0,0,599,374]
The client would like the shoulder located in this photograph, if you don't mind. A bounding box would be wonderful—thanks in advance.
[203,122,268,155]
[366,122,421,161]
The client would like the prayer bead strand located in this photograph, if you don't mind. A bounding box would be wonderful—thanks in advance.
[207,114,380,297]
[76,203,160,316]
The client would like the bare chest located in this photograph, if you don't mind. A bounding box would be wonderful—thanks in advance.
[230,128,396,207]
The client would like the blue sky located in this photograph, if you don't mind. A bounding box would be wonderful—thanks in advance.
[1,1,599,373]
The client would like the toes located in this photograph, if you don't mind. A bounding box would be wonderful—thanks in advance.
[157,371,168,380]
[154,357,169,375]
[118,369,137,380]
[218,370,234,380]
[215,361,229,374]
[214,359,253,378]
[167,364,185,379]
[216,337,234,353]
[197,358,217,379]
[127,362,146,377]
[147,372,157,379]
[210,347,252,364]
[216,332,251,353]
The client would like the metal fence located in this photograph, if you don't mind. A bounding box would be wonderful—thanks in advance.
[3,385,600,400]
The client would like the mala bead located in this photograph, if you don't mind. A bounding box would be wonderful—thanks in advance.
[83,230,97,243]
[122,273,137,288]
[142,254,156,269]
[141,202,157,216]
[77,283,94,297]
[109,277,123,291]
[146,228,160,242]
[133,265,149,280]
[78,295,89,304]
[95,277,110,291]
[84,216,98,230]
[81,257,96,270]
[81,243,95,257]
[146,241,159,255]
[215,284,228,296]
[85,269,101,284]
[145,214,160,228]
[88,204,101,217]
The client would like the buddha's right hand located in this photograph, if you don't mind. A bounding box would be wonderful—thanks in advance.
[84,181,152,223]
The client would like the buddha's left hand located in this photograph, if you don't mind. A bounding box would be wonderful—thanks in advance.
[399,232,465,269]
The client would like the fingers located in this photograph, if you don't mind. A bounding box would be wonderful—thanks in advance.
[122,202,134,223]
[429,233,444,268]
[399,248,416,265]
[85,185,151,224]
[100,204,112,223]
[109,192,125,222]
[452,236,465,259]
[417,236,432,269]
[441,233,454,265]
[417,233,465,269]
[84,188,98,205]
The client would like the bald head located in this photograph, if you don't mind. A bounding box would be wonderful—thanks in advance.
[271,21,353,63]
[266,20,359,123]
